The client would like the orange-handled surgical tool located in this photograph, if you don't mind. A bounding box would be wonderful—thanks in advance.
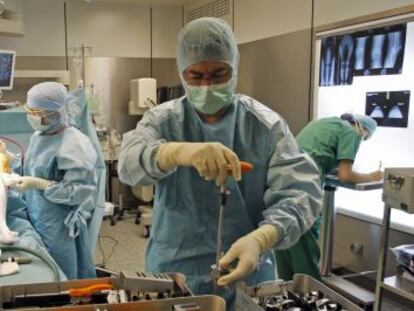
[69,284,113,297]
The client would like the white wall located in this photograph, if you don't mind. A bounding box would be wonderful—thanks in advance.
[0,1,182,58]
[0,0,24,36]
[315,0,414,27]
[184,0,233,28]
[315,21,414,214]
[152,6,182,58]
[0,0,65,56]
[234,0,311,44]
[66,1,151,58]
[232,0,414,44]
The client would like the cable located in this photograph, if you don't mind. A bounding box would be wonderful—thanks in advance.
[97,234,106,266]
[0,245,61,281]
[97,234,119,267]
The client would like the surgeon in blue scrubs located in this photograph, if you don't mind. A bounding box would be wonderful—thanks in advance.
[11,82,98,279]
[118,17,322,309]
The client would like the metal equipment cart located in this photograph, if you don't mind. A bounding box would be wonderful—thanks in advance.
[320,175,383,308]
[374,168,414,310]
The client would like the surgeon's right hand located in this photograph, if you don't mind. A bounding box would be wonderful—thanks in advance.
[369,170,383,181]
[157,142,241,185]
[9,176,51,192]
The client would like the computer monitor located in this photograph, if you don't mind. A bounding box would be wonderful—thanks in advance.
[0,49,16,90]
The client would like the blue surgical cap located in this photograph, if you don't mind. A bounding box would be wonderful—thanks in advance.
[176,17,239,75]
[27,82,67,111]
[353,114,378,138]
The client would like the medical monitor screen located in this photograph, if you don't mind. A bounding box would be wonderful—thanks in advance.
[0,50,16,90]
[366,90,410,128]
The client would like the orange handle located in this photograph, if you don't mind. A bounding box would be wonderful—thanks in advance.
[227,161,253,175]
[69,283,113,297]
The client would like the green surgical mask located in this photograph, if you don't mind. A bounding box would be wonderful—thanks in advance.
[186,80,235,115]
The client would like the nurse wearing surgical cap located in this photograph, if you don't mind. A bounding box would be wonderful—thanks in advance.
[275,113,382,282]
[118,18,322,309]
[11,82,98,279]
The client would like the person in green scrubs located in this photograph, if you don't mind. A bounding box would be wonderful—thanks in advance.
[275,113,383,281]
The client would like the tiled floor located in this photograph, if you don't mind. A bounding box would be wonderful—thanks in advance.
[94,213,148,273]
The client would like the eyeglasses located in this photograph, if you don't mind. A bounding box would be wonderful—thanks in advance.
[24,105,59,118]
[24,105,62,126]
[183,68,232,85]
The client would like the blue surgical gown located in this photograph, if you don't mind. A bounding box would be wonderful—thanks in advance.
[118,95,322,305]
[24,126,98,279]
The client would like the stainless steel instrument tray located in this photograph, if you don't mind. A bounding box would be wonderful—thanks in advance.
[238,274,364,311]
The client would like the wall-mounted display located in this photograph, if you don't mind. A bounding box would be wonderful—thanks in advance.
[365,90,410,128]
[319,23,406,87]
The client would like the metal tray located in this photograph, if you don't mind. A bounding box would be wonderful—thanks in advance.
[237,274,364,311]
[0,272,191,302]
[18,295,226,311]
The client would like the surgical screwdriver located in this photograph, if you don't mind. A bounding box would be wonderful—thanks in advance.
[213,161,253,291]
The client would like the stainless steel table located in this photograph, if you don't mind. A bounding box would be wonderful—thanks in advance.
[320,175,383,308]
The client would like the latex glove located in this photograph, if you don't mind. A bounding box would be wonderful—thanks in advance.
[10,176,51,192]
[157,142,241,185]
[217,224,279,286]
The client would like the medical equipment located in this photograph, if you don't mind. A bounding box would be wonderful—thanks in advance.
[236,274,363,311]
[0,271,226,310]
[0,49,16,94]
[320,175,383,308]
[1,254,31,264]
[391,244,414,276]
[382,168,414,213]
[211,161,253,290]
[0,101,20,110]
[129,78,157,115]
[0,245,61,282]
[69,44,92,88]
[374,168,414,310]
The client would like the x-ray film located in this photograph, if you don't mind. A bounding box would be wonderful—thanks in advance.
[366,90,410,128]
[354,24,406,76]
[319,36,339,86]
[319,34,355,87]
[320,23,406,87]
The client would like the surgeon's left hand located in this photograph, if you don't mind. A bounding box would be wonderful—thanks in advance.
[10,176,51,192]
[217,224,279,286]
